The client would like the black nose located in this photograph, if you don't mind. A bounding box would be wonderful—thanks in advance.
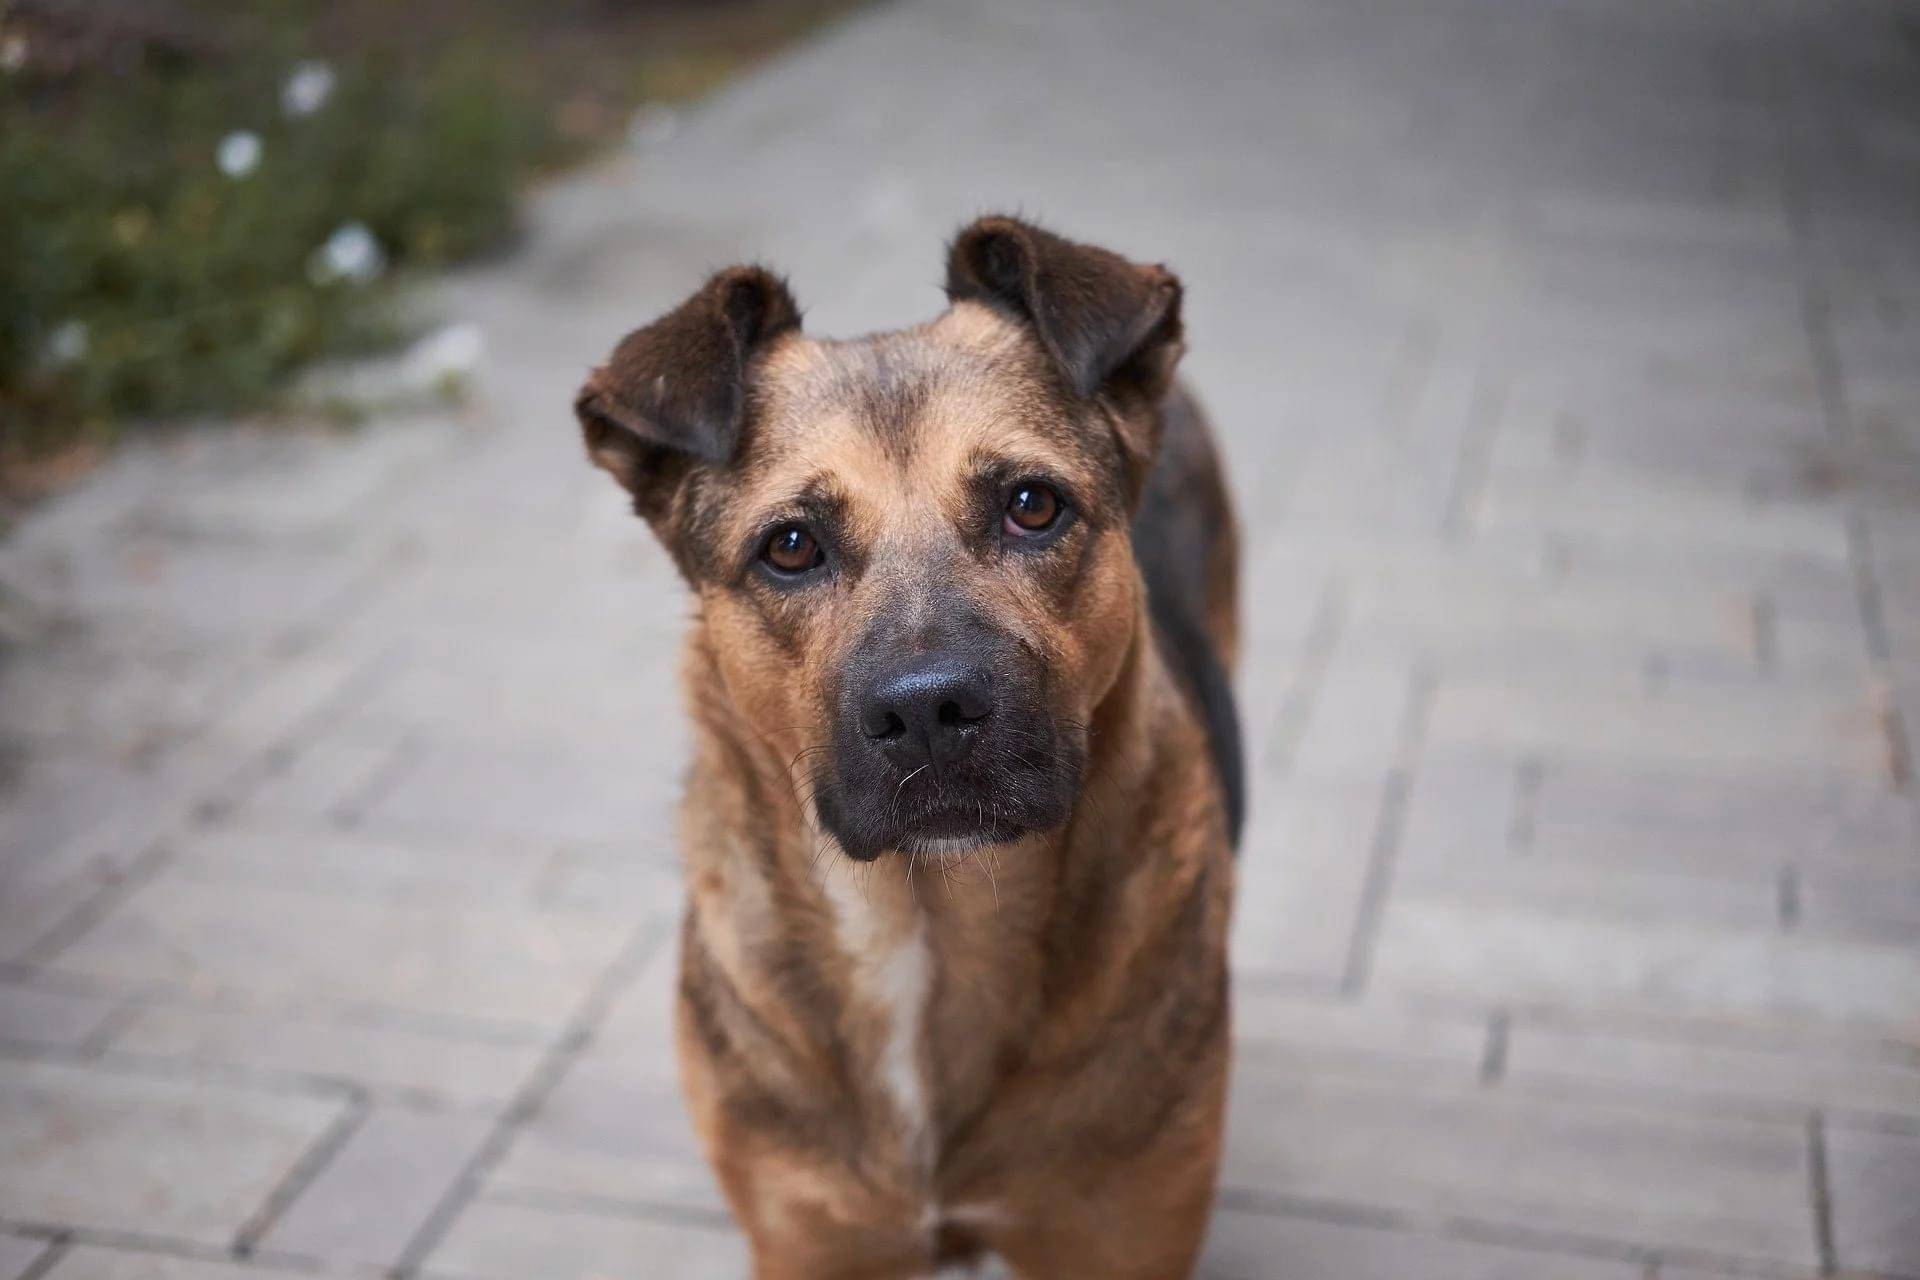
[859,653,994,770]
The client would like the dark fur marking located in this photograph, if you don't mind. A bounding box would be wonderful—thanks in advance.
[682,917,866,1163]
[945,216,1183,408]
[575,267,800,523]
[1132,391,1244,845]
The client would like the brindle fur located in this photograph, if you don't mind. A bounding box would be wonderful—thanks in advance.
[576,217,1239,1279]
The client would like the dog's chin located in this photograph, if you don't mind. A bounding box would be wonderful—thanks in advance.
[813,784,1071,863]
[893,809,1030,858]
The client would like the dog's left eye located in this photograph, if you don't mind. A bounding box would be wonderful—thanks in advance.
[1005,483,1062,536]
[762,525,824,574]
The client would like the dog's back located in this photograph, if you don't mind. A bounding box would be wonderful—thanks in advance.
[1133,384,1244,843]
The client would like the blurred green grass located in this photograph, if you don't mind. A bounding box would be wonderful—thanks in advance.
[0,0,860,496]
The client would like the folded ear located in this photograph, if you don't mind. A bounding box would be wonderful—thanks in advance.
[574,266,801,518]
[944,215,1183,405]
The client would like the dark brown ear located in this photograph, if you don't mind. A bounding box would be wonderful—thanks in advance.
[944,215,1183,404]
[574,266,800,518]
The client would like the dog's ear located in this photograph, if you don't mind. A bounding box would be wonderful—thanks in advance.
[944,216,1184,406]
[574,266,801,518]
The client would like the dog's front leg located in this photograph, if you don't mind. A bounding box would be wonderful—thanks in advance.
[989,1179,1215,1280]
[724,1161,936,1280]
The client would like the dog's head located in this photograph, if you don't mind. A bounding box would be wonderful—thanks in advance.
[575,217,1183,861]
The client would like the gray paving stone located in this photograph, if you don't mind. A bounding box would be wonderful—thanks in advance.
[0,855,119,968]
[258,1107,491,1266]
[485,1049,723,1218]
[1372,895,1920,1027]
[0,1235,51,1280]
[0,745,225,881]
[1341,561,1760,673]
[0,982,121,1050]
[1230,776,1395,982]
[225,725,411,827]
[1425,677,1893,785]
[163,820,556,908]
[1231,988,1485,1079]
[424,1196,747,1279]
[532,846,684,916]
[1505,1021,1920,1120]
[1285,660,1417,782]
[1223,1066,1818,1269]
[1393,750,1784,930]
[1202,1210,1644,1279]
[348,646,685,759]
[1474,470,1853,566]
[44,875,632,1032]
[105,1002,544,1107]
[0,1059,345,1246]
[1528,762,1920,870]
[351,735,681,850]
[1795,865,1920,944]
[486,935,721,1215]
[39,1245,312,1279]
[189,651,372,764]
[1828,1126,1920,1278]
[578,928,676,1055]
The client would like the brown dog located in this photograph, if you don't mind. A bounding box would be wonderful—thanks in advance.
[574,216,1241,1279]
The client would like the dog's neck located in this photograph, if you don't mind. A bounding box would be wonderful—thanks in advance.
[677,596,1220,1184]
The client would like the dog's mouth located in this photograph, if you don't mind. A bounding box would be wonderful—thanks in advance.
[813,751,1081,862]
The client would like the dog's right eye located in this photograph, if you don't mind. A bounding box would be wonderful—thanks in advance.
[762,525,824,575]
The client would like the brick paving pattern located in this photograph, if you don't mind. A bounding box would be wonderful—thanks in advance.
[3,0,1918,1275]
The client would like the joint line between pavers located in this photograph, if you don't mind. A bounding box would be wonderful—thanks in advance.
[1373,315,1440,441]
[233,1092,372,1257]
[1771,46,1913,798]
[1265,576,1350,777]
[481,1183,737,1234]
[12,844,176,972]
[1338,659,1439,997]
[15,1239,68,1280]
[1751,593,1779,674]
[197,640,409,826]
[1479,1009,1511,1086]
[1806,1112,1838,1276]
[72,989,152,1058]
[1507,754,1544,853]
[325,729,425,830]
[1214,1186,1683,1273]
[1776,865,1802,931]
[1441,368,1509,542]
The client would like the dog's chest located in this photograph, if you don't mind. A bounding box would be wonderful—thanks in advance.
[822,872,935,1170]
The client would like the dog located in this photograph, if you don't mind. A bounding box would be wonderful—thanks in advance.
[574,216,1242,1279]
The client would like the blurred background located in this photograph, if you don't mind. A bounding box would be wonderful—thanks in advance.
[1,0,1917,1277]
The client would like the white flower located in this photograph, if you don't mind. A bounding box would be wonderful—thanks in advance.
[627,105,678,150]
[282,60,336,118]
[216,130,263,178]
[403,323,486,389]
[1,34,28,74]
[44,320,89,367]
[309,221,387,285]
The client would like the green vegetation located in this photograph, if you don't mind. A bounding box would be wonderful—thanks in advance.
[1,35,543,474]
[0,0,861,495]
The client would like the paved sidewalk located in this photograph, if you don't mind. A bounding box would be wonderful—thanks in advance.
[4,0,1919,1276]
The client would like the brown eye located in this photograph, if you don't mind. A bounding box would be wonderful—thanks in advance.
[1005,483,1062,535]
[763,525,822,574]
